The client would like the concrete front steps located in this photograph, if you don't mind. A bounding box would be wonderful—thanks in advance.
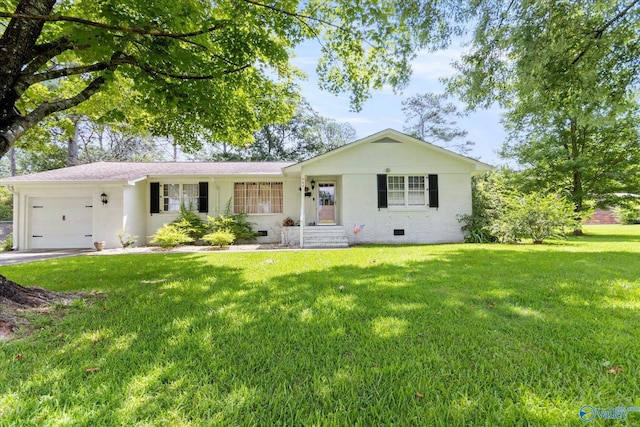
[302,226,349,248]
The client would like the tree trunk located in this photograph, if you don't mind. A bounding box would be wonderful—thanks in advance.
[0,0,57,158]
[1,274,78,307]
[569,117,584,235]
[1,1,109,160]
[0,274,82,338]
[9,146,17,176]
[67,115,81,166]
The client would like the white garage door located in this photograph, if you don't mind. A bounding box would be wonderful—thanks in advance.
[29,197,93,249]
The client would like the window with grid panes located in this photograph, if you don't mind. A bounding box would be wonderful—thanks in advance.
[163,184,181,212]
[162,184,200,212]
[234,182,283,214]
[387,176,428,207]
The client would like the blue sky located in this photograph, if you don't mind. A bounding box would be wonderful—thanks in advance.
[291,43,507,166]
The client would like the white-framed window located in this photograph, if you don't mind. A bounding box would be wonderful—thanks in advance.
[387,175,427,207]
[234,182,283,214]
[183,184,199,210]
[163,183,199,212]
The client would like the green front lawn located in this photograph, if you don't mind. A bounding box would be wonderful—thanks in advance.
[1,225,639,425]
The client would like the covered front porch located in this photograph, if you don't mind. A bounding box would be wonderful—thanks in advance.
[286,173,349,248]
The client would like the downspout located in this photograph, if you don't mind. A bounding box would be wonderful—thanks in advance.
[215,180,219,214]
[299,174,305,248]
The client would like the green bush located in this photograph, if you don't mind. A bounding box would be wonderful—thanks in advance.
[149,224,193,248]
[1,233,13,251]
[208,214,259,243]
[613,202,640,224]
[207,199,258,243]
[118,230,138,248]
[490,192,576,244]
[203,230,235,248]
[0,186,12,221]
[458,172,504,243]
[171,205,210,241]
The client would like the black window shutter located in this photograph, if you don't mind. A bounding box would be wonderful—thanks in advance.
[428,174,439,208]
[150,182,160,213]
[198,182,209,213]
[377,174,388,208]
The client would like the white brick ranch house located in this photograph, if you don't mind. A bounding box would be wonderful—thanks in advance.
[0,129,492,250]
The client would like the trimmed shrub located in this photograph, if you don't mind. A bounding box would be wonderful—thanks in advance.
[150,224,193,248]
[203,230,235,248]
[208,213,258,243]
[171,205,210,241]
[207,199,258,243]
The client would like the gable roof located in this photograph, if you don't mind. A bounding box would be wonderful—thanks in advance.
[1,130,494,185]
[284,128,493,173]
[0,161,294,185]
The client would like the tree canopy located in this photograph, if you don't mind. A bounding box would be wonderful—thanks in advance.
[401,92,474,155]
[449,0,640,218]
[0,0,456,159]
[241,99,356,161]
[187,99,355,162]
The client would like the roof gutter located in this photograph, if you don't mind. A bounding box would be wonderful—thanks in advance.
[127,175,148,185]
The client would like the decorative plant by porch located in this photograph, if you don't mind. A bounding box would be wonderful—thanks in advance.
[282,217,295,227]
[117,230,138,248]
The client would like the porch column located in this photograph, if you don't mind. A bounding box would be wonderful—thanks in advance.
[299,174,305,248]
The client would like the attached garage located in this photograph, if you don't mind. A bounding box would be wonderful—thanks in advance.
[28,197,93,249]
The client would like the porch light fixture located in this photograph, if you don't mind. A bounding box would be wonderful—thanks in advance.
[310,179,316,190]
[100,192,108,205]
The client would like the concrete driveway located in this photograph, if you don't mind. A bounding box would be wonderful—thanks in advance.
[0,249,93,266]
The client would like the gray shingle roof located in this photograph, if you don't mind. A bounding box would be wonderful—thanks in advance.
[0,161,295,184]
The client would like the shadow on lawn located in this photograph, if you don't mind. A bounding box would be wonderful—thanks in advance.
[1,248,639,425]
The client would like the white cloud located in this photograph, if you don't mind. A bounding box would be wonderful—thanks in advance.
[410,47,464,81]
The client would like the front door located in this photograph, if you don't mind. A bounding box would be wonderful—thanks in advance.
[317,182,336,225]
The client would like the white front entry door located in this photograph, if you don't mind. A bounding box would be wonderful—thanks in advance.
[317,182,336,225]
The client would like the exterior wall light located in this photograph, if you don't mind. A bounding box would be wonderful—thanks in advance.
[101,192,108,205]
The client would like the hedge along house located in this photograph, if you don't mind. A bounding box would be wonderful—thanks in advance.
[0,129,492,250]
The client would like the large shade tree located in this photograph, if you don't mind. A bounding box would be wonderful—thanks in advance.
[243,99,356,161]
[401,92,474,155]
[187,99,356,162]
[1,77,170,175]
[449,0,640,225]
[0,0,456,159]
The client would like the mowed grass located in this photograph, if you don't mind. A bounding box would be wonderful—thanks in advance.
[1,225,639,426]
